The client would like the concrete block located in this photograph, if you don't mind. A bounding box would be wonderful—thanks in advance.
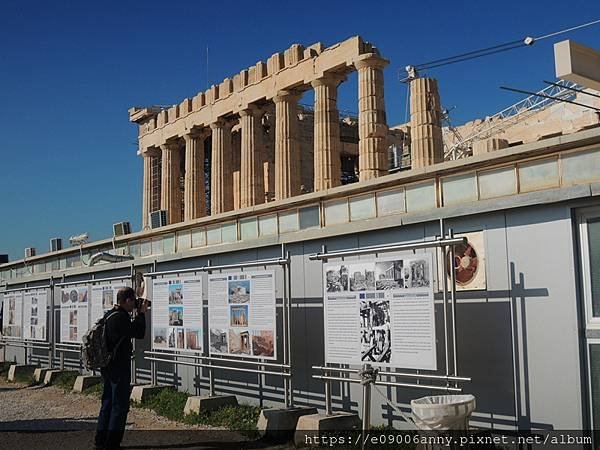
[43,369,79,386]
[183,395,238,415]
[33,367,49,383]
[73,375,102,392]
[257,406,318,439]
[7,364,37,381]
[130,384,173,403]
[294,412,361,446]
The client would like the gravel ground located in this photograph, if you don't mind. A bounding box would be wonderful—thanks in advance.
[0,379,282,450]
[0,379,209,430]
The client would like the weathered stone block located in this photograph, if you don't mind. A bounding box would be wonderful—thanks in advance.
[73,375,102,392]
[33,367,49,383]
[183,395,238,415]
[7,364,37,381]
[130,384,173,403]
[257,406,318,439]
[43,369,79,386]
[294,412,361,446]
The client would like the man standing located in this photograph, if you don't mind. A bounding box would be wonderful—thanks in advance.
[95,287,148,450]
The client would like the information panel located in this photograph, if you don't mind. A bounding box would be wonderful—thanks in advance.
[323,253,437,370]
[208,270,276,360]
[90,282,128,325]
[23,289,48,341]
[1,292,23,339]
[151,275,203,352]
[60,285,89,343]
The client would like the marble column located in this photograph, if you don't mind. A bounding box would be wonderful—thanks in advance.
[355,55,389,181]
[183,132,206,221]
[239,105,265,208]
[409,77,443,168]
[273,90,301,200]
[141,151,152,229]
[311,73,345,191]
[210,119,233,215]
[160,141,182,225]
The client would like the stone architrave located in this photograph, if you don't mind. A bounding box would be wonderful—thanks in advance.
[160,141,182,224]
[273,90,301,199]
[409,77,443,168]
[183,132,206,221]
[355,55,389,181]
[210,119,234,214]
[311,73,345,191]
[239,106,265,208]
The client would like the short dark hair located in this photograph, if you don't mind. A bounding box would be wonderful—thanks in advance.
[117,287,136,304]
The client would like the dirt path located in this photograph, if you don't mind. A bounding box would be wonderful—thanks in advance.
[0,380,279,449]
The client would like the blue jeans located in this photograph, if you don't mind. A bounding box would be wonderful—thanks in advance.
[95,364,131,449]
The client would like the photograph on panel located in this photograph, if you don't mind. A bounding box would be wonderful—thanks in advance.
[209,328,228,353]
[251,329,274,357]
[347,262,376,292]
[168,281,184,305]
[228,279,251,304]
[229,328,251,355]
[374,260,404,290]
[325,264,349,292]
[360,294,391,363]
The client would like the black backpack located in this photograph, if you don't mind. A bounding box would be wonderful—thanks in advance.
[82,310,125,371]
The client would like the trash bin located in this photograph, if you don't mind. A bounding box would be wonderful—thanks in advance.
[411,395,476,430]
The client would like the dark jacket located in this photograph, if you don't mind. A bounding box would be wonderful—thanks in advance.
[104,306,146,369]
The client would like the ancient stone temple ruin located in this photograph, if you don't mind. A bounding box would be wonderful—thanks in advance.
[129,36,396,228]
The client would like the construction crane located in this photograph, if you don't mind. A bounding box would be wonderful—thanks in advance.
[443,79,585,159]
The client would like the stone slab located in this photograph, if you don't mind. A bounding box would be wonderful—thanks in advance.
[130,385,173,403]
[294,412,361,446]
[7,364,37,382]
[257,406,318,439]
[33,368,50,383]
[183,395,238,415]
[73,375,102,392]
[43,369,79,386]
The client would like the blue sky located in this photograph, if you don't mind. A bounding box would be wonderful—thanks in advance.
[1,0,599,261]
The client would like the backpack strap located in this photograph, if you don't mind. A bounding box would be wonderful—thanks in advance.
[104,310,128,355]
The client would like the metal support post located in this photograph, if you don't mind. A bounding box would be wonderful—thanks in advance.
[208,365,215,397]
[281,244,291,408]
[439,219,450,386]
[449,228,459,381]
[130,265,137,384]
[324,367,332,415]
[60,350,65,370]
[150,359,157,386]
[206,259,216,397]
[48,277,54,369]
[359,363,377,430]
[285,249,293,407]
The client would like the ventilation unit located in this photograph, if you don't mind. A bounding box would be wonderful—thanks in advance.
[50,238,63,252]
[113,221,132,237]
[25,247,36,258]
[150,210,168,229]
[0,255,8,264]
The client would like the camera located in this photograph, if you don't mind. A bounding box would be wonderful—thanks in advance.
[135,298,151,309]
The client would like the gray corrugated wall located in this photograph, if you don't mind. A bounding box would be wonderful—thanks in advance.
[3,201,587,429]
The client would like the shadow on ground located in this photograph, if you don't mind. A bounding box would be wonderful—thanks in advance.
[0,430,281,450]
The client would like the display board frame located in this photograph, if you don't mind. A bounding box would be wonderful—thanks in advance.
[208,269,277,361]
[1,290,24,340]
[323,252,436,370]
[151,273,204,353]
[22,288,49,341]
